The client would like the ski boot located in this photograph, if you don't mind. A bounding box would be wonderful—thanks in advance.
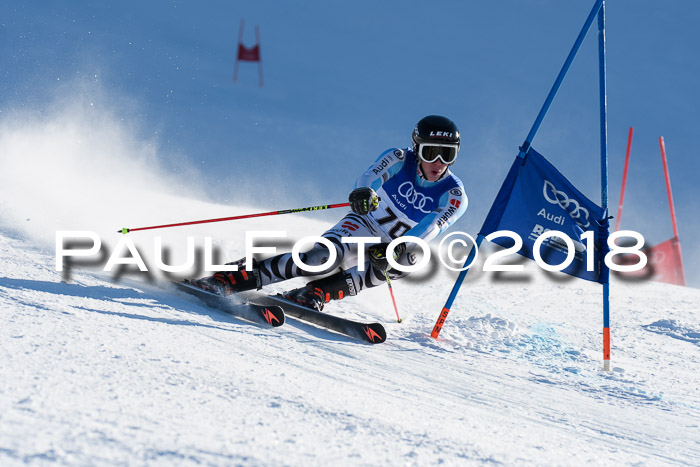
[283,270,356,312]
[188,258,262,296]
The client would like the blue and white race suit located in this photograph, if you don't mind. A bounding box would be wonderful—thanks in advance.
[258,148,467,293]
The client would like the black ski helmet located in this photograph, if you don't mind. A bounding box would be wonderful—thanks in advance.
[412,115,460,165]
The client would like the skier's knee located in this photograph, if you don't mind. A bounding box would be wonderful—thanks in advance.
[300,242,343,272]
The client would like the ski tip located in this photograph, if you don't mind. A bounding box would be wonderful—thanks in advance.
[361,323,387,344]
[118,227,130,234]
[259,305,285,327]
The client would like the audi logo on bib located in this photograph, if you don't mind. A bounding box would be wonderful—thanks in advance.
[398,181,434,213]
[543,180,591,228]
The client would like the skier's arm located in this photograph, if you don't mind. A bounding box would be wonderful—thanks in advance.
[403,186,468,243]
[353,148,406,191]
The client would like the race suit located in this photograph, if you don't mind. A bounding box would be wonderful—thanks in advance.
[257,148,467,293]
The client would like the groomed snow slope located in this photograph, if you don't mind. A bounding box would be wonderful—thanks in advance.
[1,101,698,464]
[1,204,698,465]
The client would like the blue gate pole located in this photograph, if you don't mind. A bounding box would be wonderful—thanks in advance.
[598,1,612,371]
[430,234,484,338]
[430,0,605,339]
[518,0,605,159]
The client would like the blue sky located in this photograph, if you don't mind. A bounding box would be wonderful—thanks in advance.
[2,0,698,285]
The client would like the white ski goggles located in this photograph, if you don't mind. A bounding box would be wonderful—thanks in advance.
[417,142,459,165]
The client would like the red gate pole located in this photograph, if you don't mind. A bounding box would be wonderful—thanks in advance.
[256,25,263,87]
[232,20,244,82]
[615,127,633,231]
[659,136,686,285]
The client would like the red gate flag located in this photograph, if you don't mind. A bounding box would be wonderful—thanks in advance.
[645,237,685,286]
[232,20,263,87]
[619,237,685,286]
[237,44,260,62]
[615,134,686,286]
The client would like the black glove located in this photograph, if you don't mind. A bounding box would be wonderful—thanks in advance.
[349,187,379,215]
[368,242,406,272]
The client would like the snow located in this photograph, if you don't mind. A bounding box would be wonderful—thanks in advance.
[1,207,699,464]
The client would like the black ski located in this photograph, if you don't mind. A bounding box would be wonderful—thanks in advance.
[173,281,285,327]
[252,294,386,344]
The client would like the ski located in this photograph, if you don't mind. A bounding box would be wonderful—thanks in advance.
[172,281,285,327]
[251,294,386,344]
[172,281,384,343]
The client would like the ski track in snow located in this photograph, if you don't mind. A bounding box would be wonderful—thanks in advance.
[1,220,699,465]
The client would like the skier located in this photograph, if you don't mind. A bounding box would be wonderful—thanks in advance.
[189,115,468,311]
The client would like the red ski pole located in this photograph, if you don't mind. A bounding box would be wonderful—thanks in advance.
[383,270,402,323]
[118,203,350,234]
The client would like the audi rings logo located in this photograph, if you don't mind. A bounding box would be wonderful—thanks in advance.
[543,180,591,228]
[650,249,666,264]
[398,181,434,213]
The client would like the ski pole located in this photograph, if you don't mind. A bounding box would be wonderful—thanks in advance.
[383,270,402,323]
[118,202,350,234]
